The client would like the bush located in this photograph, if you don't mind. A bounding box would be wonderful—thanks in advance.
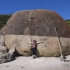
[0,14,11,29]
[65,19,70,26]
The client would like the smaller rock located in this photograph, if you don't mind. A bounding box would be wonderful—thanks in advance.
[21,66,24,68]
[6,66,9,67]
[0,46,16,64]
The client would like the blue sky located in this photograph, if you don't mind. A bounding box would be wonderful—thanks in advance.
[0,0,70,19]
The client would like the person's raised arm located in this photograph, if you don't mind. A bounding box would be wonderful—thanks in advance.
[27,42,33,44]
[37,41,43,44]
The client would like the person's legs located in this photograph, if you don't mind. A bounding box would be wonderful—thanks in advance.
[33,48,37,55]
[31,48,37,58]
[33,48,37,58]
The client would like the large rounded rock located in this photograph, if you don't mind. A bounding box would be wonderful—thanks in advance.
[4,35,32,56]
[0,9,70,57]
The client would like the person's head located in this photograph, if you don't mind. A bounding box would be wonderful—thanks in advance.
[33,40,37,43]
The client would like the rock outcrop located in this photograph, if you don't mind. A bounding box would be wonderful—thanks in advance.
[0,9,70,57]
[0,46,15,64]
[0,36,15,64]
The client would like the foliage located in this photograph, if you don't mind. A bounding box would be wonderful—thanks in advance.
[0,14,11,29]
[65,19,70,26]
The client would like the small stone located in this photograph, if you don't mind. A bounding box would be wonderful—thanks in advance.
[6,66,9,67]
[21,66,24,68]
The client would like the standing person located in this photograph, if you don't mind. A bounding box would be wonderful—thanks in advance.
[27,40,43,59]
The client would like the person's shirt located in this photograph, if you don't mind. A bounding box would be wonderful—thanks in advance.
[31,42,37,48]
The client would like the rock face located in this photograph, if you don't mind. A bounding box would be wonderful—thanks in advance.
[0,9,70,57]
[0,35,15,64]
[0,46,15,64]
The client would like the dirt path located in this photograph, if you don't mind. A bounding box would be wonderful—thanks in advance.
[0,56,70,70]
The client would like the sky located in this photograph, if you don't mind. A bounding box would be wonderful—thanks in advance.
[0,0,70,19]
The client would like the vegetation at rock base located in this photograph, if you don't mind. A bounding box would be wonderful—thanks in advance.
[0,14,70,30]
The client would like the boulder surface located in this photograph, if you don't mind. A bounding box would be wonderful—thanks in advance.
[0,46,15,64]
[0,9,70,57]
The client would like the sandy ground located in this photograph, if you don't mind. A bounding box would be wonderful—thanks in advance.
[0,55,70,70]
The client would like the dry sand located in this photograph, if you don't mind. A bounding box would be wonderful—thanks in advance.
[0,55,70,70]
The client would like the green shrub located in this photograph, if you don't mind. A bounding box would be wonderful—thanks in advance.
[65,19,70,26]
[0,14,11,29]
